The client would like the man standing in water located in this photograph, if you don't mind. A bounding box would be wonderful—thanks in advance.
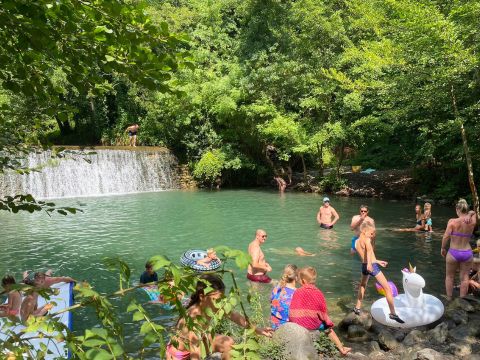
[125,124,140,147]
[317,197,340,229]
[350,205,375,254]
[353,222,404,323]
[247,229,272,283]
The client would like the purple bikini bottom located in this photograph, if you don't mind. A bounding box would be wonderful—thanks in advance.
[448,248,473,263]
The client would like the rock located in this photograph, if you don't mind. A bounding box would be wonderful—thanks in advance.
[272,322,318,360]
[378,329,400,351]
[204,353,222,360]
[346,352,369,359]
[415,348,444,360]
[462,355,480,360]
[447,297,475,313]
[427,322,448,344]
[392,329,406,342]
[347,324,368,339]
[338,311,373,331]
[448,324,478,344]
[449,342,472,357]
[368,341,381,353]
[445,308,468,325]
[444,318,456,330]
[403,330,426,346]
[368,350,386,359]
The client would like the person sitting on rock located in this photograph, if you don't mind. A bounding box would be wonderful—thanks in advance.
[270,264,297,330]
[0,275,21,318]
[289,266,351,356]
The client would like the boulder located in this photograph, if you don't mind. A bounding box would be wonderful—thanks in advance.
[368,350,387,359]
[347,324,368,340]
[338,311,373,331]
[403,330,426,346]
[448,324,478,344]
[448,342,472,357]
[415,348,445,360]
[445,308,468,325]
[427,322,448,344]
[447,297,475,313]
[272,322,318,360]
[204,353,222,360]
[378,329,400,351]
[368,341,381,353]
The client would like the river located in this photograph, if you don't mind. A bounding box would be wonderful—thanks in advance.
[0,190,457,355]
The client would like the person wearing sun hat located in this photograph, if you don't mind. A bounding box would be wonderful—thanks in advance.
[316,197,340,229]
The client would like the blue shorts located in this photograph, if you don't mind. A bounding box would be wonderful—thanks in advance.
[361,263,381,277]
[426,218,432,226]
[351,236,359,251]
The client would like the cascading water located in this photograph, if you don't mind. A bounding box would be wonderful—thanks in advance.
[0,149,180,199]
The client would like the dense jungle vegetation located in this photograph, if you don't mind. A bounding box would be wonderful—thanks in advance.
[1,0,479,201]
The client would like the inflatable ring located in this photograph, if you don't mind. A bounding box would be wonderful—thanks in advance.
[180,249,221,272]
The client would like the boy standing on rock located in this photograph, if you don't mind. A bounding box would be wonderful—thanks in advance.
[353,223,404,324]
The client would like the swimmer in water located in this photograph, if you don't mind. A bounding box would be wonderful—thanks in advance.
[295,247,316,256]
[196,249,221,267]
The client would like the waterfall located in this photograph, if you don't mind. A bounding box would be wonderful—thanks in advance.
[0,149,181,199]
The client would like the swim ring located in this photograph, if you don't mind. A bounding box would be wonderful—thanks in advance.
[180,249,221,272]
[371,267,444,328]
[375,281,398,297]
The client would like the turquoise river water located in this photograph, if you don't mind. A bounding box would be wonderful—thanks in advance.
[0,190,458,355]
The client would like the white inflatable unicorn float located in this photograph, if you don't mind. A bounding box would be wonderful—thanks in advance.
[371,264,444,328]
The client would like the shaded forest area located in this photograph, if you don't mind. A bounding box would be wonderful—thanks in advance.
[1,0,479,202]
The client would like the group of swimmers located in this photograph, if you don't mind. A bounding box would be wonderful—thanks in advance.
[0,270,74,322]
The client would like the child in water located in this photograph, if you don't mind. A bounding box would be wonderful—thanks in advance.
[289,266,351,356]
[196,248,220,267]
[166,275,272,360]
[424,202,433,232]
[270,264,297,329]
[0,275,21,318]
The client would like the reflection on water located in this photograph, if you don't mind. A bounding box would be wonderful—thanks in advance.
[0,190,458,352]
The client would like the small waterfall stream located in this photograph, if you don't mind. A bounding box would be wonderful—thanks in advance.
[0,149,180,199]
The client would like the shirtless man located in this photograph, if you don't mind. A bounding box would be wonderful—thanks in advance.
[317,197,340,229]
[247,229,272,283]
[125,124,140,147]
[350,205,375,254]
[353,222,404,323]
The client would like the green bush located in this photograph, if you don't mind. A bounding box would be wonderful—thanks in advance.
[193,149,226,187]
[319,172,347,192]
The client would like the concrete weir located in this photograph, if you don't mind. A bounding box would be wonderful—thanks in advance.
[0,146,181,199]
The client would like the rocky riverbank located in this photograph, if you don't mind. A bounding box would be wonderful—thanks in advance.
[290,168,421,200]
[272,296,480,359]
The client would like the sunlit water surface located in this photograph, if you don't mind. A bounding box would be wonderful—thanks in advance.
[0,190,457,355]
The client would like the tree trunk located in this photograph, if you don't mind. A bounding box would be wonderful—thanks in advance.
[300,154,307,182]
[451,85,479,218]
[336,142,345,178]
[316,143,324,177]
[55,117,72,136]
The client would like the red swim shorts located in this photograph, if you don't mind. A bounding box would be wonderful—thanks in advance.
[247,273,272,283]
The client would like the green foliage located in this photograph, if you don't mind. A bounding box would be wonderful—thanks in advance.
[319,172,347,193]
[0,247,264,359]
[193,149,226,186]
[313,332,340,358]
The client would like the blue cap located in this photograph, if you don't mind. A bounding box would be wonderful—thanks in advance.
[323,197,330,203]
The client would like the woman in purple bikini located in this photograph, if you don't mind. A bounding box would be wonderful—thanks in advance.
[441,199,477,300]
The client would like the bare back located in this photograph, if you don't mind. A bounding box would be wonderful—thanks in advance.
[444,218,475,250]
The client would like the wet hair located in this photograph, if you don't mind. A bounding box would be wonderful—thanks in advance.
[360,205,369,211]
[279,264,298,287]
[424,202,432,209]
[187,274,225,309]
[360,222,375,232]
[2,275,16,287]
[456,199,469,214]
[298,266,317,284]
[145,262,153,269]
[23,272,45,286]
[207,248,215,255]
